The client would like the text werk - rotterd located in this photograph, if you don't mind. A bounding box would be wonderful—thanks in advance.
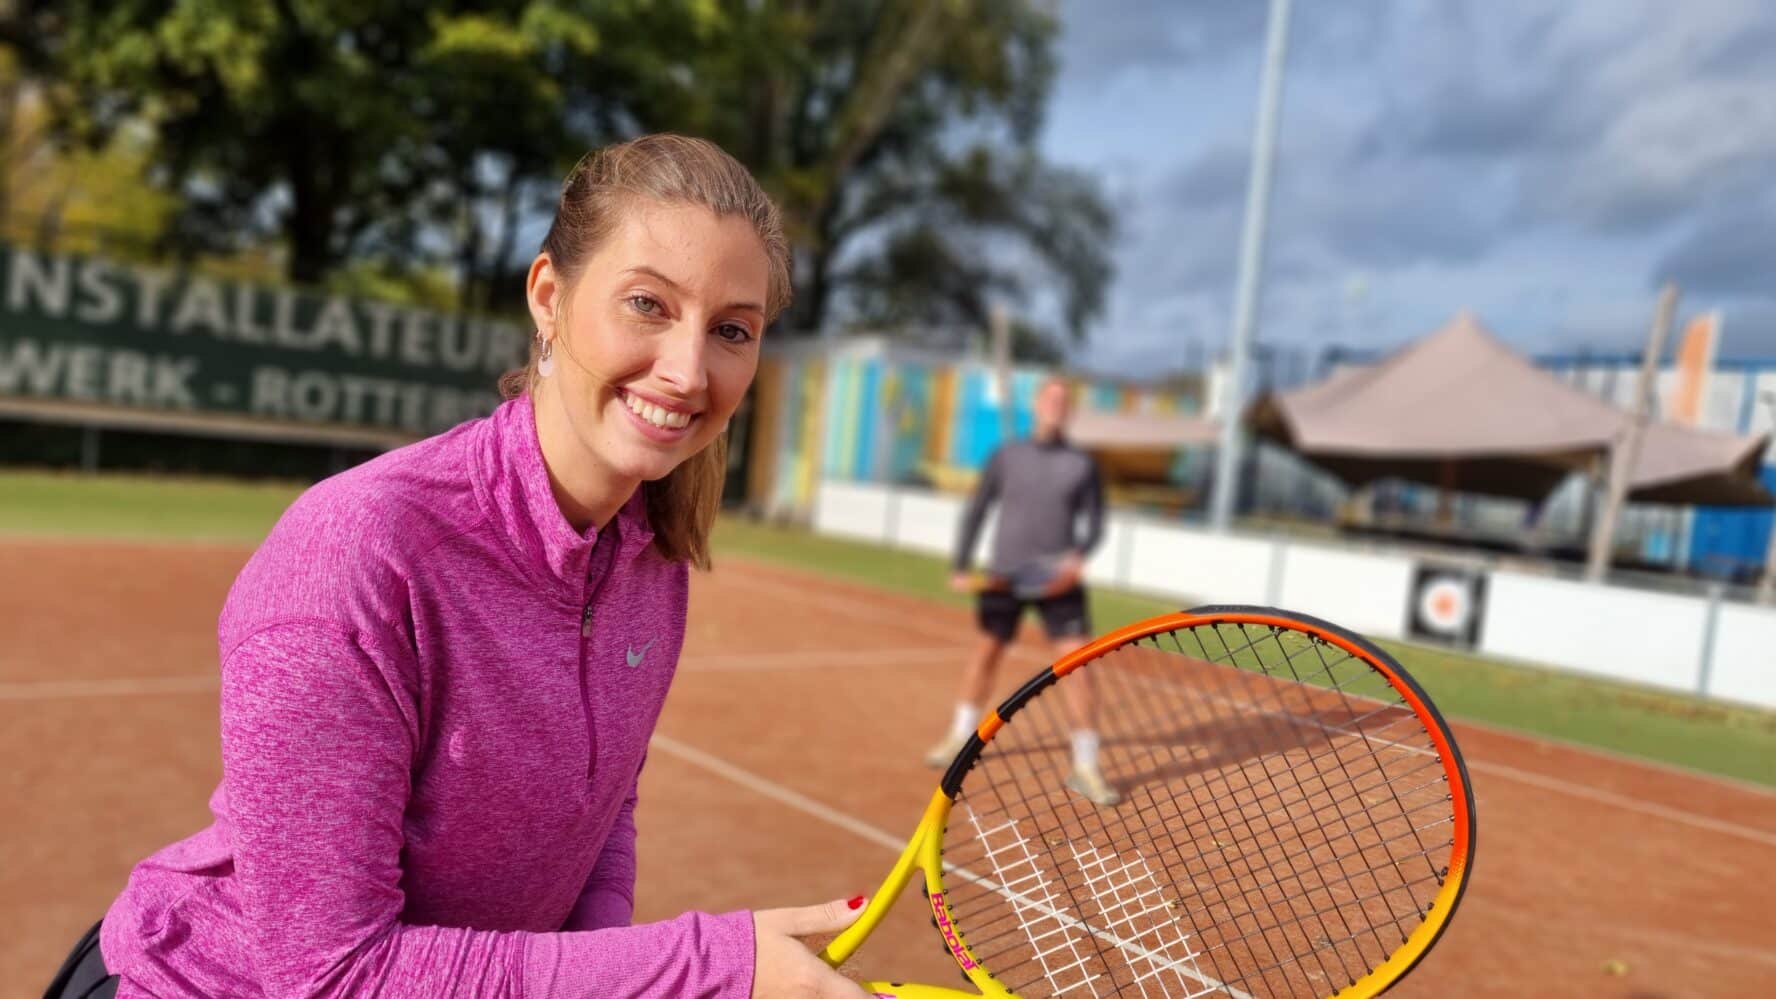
[0,247,528,433]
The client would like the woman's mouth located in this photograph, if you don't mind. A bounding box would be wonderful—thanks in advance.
[617,388,699,441]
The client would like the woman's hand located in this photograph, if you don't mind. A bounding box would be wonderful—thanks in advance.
[751,897,869,998]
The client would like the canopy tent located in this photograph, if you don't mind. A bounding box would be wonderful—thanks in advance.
[1067,408,1220,450]
[1248,311,1773,506]
[1066,408,1220,484]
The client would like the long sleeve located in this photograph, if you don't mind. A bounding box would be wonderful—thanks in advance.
[564,761,642,931]
[218,622,753,999]
[1074,458,1106,556]
[952,448,1005,571]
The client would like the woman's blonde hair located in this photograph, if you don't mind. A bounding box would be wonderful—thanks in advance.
[499,134,791,569]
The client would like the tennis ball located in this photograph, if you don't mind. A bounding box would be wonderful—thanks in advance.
[1601,959,1629,976]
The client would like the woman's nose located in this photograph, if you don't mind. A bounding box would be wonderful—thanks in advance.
[654,321,709,397]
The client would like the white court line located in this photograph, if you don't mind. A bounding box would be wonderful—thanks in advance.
[0,531,261,551]
[1461,893,1776,968]
[649,733,907,853]
[14,562,1774,844]
[652,732,1252,998]
[0,646,968,703]
[965,808,1104,997]
[719,572,977,647]
[1465,762,1776,848]
[678,646,965,673]
[0,674,220,700]
[1068,840,1216,998]
[1122,664,1776,852]
[724,565,1776,842]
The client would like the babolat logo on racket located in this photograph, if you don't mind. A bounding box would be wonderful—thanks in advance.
[927,891,977,970]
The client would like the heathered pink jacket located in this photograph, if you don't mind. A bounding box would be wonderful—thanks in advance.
[100,395,754,997]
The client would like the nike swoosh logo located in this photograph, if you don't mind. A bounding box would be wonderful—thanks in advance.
[625,637,658,668]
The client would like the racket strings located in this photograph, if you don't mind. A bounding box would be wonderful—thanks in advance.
[1124,632,1362,991]
[1185,624,1454,975]
[1193,625,1443,925]
[1044,631,1356,992]
[1261,629,1443,884]
[939,620,1458,998]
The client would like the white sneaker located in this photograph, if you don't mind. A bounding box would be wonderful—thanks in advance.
[1065,765,1122,806]
[923,732,971,768]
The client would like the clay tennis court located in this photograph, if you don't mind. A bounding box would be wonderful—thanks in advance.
[5,536,1775,997]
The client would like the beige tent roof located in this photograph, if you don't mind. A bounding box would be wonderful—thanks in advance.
[1250,312,1772,505]
[1067,408,1220,450]
[1065,408,1220,486]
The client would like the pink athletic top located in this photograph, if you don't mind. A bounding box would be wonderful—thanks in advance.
[100,395,754,997]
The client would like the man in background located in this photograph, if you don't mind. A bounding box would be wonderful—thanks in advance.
[924,376,1118,806]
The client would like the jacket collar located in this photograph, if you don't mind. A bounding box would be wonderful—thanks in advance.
[474,394,658,598]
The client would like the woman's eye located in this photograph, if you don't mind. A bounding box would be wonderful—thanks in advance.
[628,295,661,315]
[715,322,755,344]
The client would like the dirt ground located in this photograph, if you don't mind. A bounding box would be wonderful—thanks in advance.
[3,537,1774,997]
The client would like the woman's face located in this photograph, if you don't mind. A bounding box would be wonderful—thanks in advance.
[527,199,769,487]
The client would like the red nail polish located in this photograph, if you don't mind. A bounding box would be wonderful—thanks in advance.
[847,895,865,910]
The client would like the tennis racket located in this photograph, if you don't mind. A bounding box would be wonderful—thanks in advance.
[820,605,1476,998]
[966,555,1077,599]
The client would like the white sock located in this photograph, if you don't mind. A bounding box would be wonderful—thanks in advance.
[950,703,983,739]
[1071,729,1100,771]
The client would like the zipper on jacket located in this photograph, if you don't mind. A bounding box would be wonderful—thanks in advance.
[580,600,594,637]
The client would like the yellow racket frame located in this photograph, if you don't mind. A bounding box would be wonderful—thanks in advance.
[819,788,996,998]
[817,607,1476,999]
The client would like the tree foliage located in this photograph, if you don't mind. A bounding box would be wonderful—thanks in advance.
[646,0,1114,347]
[2,0,1114,350]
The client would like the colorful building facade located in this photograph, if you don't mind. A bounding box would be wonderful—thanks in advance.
[742,337,1200,518]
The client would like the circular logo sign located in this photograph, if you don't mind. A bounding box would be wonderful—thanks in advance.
[1417,577,1470,635]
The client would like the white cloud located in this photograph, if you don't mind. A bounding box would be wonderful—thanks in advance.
[1044,0,1776,370]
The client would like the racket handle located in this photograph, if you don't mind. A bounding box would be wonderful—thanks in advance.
[858,983,981,998]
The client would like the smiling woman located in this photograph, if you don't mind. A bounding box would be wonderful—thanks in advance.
[54,135,873,999]
[505,137,793,569]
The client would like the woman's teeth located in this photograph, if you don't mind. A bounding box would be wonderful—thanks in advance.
[624,392,692,430]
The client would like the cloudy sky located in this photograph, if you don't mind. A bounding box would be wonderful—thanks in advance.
[1041,0,1776,375]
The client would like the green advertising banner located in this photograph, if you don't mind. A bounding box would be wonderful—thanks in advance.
[0,244,528,437]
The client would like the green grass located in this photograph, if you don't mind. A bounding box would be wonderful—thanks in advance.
[711,515,1182,631]
[5,470,1772,787]
[712,516,1776,788]
[0,470,304,540]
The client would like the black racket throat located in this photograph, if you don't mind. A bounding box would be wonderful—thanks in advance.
[941,668,1059,797]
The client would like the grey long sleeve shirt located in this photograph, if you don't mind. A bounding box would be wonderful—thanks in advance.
[952,435,1106,578]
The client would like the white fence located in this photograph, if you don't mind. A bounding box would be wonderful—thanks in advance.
[811,479,1776,710]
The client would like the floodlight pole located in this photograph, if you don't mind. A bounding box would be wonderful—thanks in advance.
[990,300,1014,443]
[1759,390,1776,602]
[1762,492,1776,603]
[1209,0,1292,531]
[1586,283,1679,582]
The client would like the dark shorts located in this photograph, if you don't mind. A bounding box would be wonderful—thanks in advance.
[977,586,1091,643]
[44,921,117,999]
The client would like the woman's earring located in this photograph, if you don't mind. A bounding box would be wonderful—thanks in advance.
[536,331,555,378]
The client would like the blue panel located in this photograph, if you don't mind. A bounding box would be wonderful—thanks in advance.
[949,370,973,467]
[888,365,930,483]
[855,360,880,479]
[822,360,851,476]
[963,370,1004,468]
[1687,466,1776,579]
[1011,371,1038,439]
[771,359,802,506]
